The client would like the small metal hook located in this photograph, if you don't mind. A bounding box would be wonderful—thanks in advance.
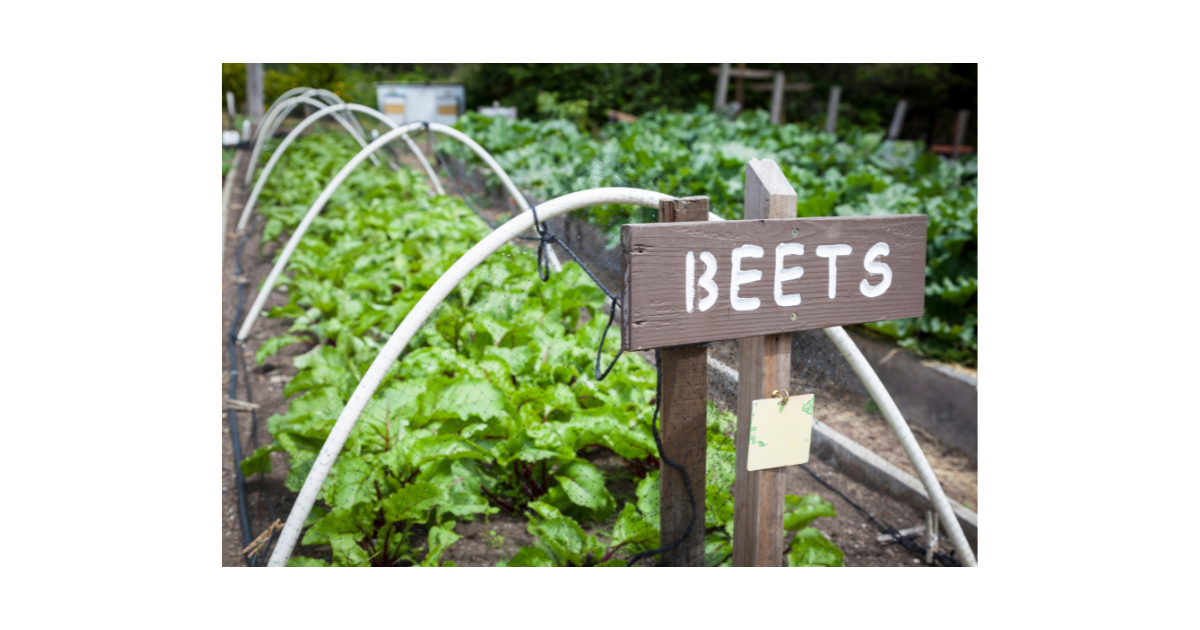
[772,389,789,403]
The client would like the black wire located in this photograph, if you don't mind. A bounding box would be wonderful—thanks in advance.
[226,215,257,559]
[594,297,624,381]
[525,205,618,302]
[799,463,960,567]
[627,348,699,567]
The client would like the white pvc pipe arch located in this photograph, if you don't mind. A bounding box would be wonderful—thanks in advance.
[267,187,671,566]
[260,87,368,145]
[236,123,560,343]
[247,90,376,186]
[264,185,975,567]
[257,88,363,146]
[262,187,974,564]
[234,103,443,233]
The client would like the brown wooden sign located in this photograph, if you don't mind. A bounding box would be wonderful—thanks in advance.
[620,215,927,351]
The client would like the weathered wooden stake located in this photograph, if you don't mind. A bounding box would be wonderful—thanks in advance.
[952,109,970,160]
[887,99,908,141]
[658,196,710,567]
[733,160,796,566]
[735,63,747,115]
[825,86,841,134]
[246,63,264,127]
[714,63,730,112]
[769,72,785,125]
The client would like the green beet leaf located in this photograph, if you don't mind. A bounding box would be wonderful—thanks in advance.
[784,493,837,531]
[786,527,845,567]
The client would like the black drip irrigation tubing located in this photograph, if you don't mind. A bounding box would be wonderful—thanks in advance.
[225,208,279,567]
[799,464,961,567]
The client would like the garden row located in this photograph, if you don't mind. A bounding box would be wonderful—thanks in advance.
[242,131,846,566]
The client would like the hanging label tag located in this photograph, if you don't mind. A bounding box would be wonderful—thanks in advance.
[746,394,814,472]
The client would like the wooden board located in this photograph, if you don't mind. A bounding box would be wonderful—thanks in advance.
[620,215,927,351]
[656,197,709,567]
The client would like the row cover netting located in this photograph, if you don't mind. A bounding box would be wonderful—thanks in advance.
[241,129,868,566]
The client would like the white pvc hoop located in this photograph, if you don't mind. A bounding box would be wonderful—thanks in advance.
[236,122,560,343]
[247,91,376,186]
[256,189,975,567]
[256,88,354,143]
[234,103,443,233]
[267,187,670,566]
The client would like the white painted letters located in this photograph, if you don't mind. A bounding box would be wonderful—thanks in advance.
[774,243,805,307]
[815,244,852,299]
[685,252,696,312]
[730,244,763,311]
[859,242,892,298]
[698,252,718,312]
[685,241,895,313]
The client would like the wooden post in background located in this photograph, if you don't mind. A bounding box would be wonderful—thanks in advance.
[733,160,796,566]
[952,109,970,160]
[714,63,730,113]
[657,196,710,567]
[735,63,747,115]
[246,63,264,128]
[769,72,785,125]
[825,86,841,134]
[887,99,908,141]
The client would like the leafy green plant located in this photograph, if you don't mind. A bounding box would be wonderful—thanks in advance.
[783,494,844,567]
[245,130,847,566]
[448,108,977,365]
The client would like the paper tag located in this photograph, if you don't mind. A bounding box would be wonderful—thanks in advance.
[746,394,814,472]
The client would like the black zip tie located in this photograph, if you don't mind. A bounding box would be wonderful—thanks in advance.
[627,348,698,567]
[799,463,961,567]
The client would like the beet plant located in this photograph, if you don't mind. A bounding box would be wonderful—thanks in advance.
[242,131,843,566]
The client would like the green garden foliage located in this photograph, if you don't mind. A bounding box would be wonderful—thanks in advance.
[461,63,975,139]
[448,108,978,365]
[221,63,976,142]
[246,132,845,566]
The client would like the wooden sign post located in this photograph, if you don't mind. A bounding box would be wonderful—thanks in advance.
[656,196,710,567]
[734,160,795,566]
[621,159,927,566]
